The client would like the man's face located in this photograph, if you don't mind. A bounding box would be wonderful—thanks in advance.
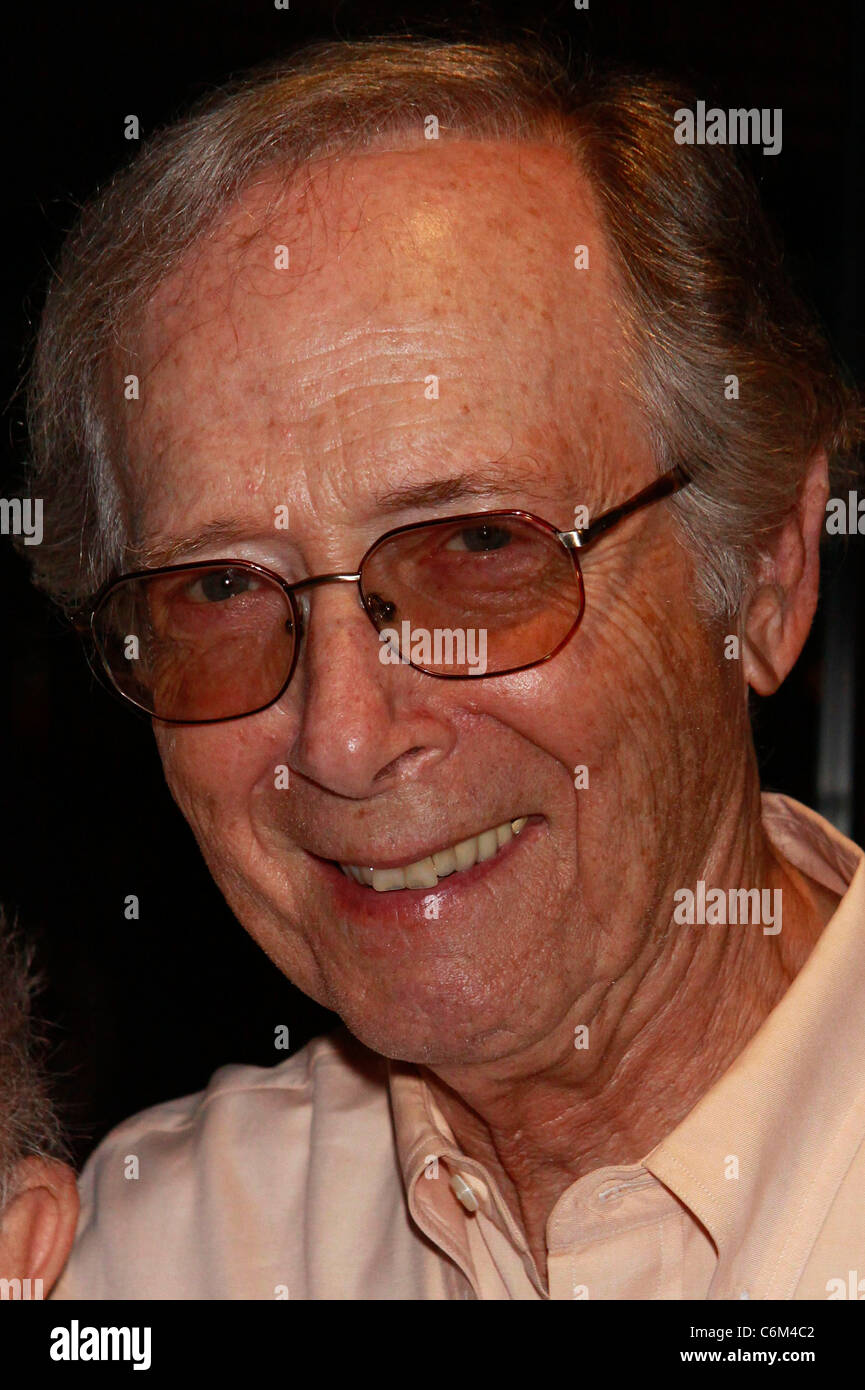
[127,141,746,1066]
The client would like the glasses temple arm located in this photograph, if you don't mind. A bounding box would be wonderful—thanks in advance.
[575,464,692,551]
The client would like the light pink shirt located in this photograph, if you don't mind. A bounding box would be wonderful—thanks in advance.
[52,794,865,1300]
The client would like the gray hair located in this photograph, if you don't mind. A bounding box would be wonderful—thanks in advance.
[0,912,68,1215]
[19,37,862,618]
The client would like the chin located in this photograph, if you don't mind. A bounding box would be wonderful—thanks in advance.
[333,994,524,1068]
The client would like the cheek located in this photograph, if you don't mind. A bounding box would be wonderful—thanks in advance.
[156,716,286,842]
[468,549,733,813]
[458,617,682,778]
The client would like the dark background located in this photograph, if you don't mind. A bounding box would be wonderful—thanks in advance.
[3,0,863,1168]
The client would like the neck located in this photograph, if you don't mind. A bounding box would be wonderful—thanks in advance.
[421,789,836,1279]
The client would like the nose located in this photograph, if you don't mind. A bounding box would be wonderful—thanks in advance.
[285,582,451,799]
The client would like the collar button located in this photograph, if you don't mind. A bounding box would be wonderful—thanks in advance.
[450,1172,480,1213]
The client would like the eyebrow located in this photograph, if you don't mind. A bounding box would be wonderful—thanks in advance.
[131,469,531,570]
[374,470,514,513]
[131,516,271,570]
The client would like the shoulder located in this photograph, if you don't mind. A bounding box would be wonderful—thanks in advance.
[51,1029,393,1299]
[92,1026,388,1149]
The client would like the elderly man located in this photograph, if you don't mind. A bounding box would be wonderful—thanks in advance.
[0,916,78,1298]
[23,38,862,1299]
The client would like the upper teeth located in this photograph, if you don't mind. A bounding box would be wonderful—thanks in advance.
[339,817,528,892]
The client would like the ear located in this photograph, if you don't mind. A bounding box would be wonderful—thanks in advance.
[741,452,829,696]
[0,1157,79,1292]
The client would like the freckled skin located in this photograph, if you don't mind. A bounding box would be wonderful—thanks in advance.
[122,141,834,1272]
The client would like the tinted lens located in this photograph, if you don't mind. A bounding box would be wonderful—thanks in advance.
[360,514,583,676]
[92,563,296,721]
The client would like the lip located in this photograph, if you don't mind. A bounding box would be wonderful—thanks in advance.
[308,815,543,926]
[325,816,529,875]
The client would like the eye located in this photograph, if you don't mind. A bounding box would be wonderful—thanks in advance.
[443,524,513,554]
[185,568,262,603]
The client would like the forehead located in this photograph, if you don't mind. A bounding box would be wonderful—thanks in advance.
[123,140,639,553]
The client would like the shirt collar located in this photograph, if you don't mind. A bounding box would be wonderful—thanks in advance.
[646,793,865,1297]
[388,794,865,1297]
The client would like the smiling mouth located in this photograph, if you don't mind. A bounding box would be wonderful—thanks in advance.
[337,817,529,892]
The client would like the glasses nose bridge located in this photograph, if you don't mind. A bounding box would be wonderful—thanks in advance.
[291,570,363,593]
[288,569,368,645]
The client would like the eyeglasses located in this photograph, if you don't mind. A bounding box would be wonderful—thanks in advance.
[75,465,691,724]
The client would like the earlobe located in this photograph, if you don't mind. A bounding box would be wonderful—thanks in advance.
[741,452,829,697]
[741,583,788,694]
[0,1157,79,1291]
